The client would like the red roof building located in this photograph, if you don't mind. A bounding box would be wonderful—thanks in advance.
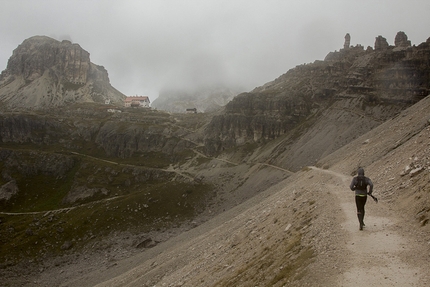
[124,96,150,108]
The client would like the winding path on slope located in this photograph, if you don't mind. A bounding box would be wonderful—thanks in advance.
[24,164,427,286]
[311,167,421,286]
[73,166,424,287]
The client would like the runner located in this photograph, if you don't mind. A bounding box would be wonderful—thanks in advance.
[349,167,374,230]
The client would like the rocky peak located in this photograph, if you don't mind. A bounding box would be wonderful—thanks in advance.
[343,33,351,49]
[374,35,389,50]
[394,31,411,48]
[5,36,90,83]
[0,36,124,109]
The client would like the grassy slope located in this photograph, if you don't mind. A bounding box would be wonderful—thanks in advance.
[0,106,216,267]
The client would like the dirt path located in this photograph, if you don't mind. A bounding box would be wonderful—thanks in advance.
[313,167,422,286]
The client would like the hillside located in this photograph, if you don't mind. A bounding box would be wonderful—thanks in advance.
[28,90,430,286]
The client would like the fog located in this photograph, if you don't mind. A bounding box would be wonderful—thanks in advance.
[1,0,429,100]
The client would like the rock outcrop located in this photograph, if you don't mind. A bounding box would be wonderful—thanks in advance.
[0,180,19,201]
[0,36,125,109]
[344,33,351,49]
[374,35,389,50]
[395,31,411,48]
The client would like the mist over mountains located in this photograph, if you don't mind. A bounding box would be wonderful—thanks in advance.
[152,85,241,113]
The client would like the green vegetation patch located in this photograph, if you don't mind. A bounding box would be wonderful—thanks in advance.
[0,151,78,212]
[0,180,213,266]
[194,155,212,166]
[112,151,174,169]
[1,173,73,212]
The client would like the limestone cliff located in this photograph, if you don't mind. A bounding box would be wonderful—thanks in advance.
[0,36,125,109]
[204,32,430,170]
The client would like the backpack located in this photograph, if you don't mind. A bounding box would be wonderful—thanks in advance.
[356,176,367,190]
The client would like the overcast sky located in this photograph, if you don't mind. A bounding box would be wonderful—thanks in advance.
[1,0,430,100]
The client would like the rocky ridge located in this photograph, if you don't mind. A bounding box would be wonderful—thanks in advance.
[204,32,430,171]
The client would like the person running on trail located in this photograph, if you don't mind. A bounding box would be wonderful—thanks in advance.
[349,167,374,230]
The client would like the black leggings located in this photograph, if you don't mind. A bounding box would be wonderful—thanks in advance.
[355,196,367,225]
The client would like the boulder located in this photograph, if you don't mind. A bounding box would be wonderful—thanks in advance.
[0,180,19,201]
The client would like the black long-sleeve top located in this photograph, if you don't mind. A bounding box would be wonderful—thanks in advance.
[350,176,373,196]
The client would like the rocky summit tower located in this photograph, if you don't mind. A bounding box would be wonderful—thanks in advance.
[0,36,125,109]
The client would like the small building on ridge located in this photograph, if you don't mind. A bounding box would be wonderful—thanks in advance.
[124,96,150,108]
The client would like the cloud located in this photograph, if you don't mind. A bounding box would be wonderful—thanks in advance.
[1,0,430,100]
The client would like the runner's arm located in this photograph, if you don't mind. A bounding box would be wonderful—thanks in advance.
[350,177,357,191]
